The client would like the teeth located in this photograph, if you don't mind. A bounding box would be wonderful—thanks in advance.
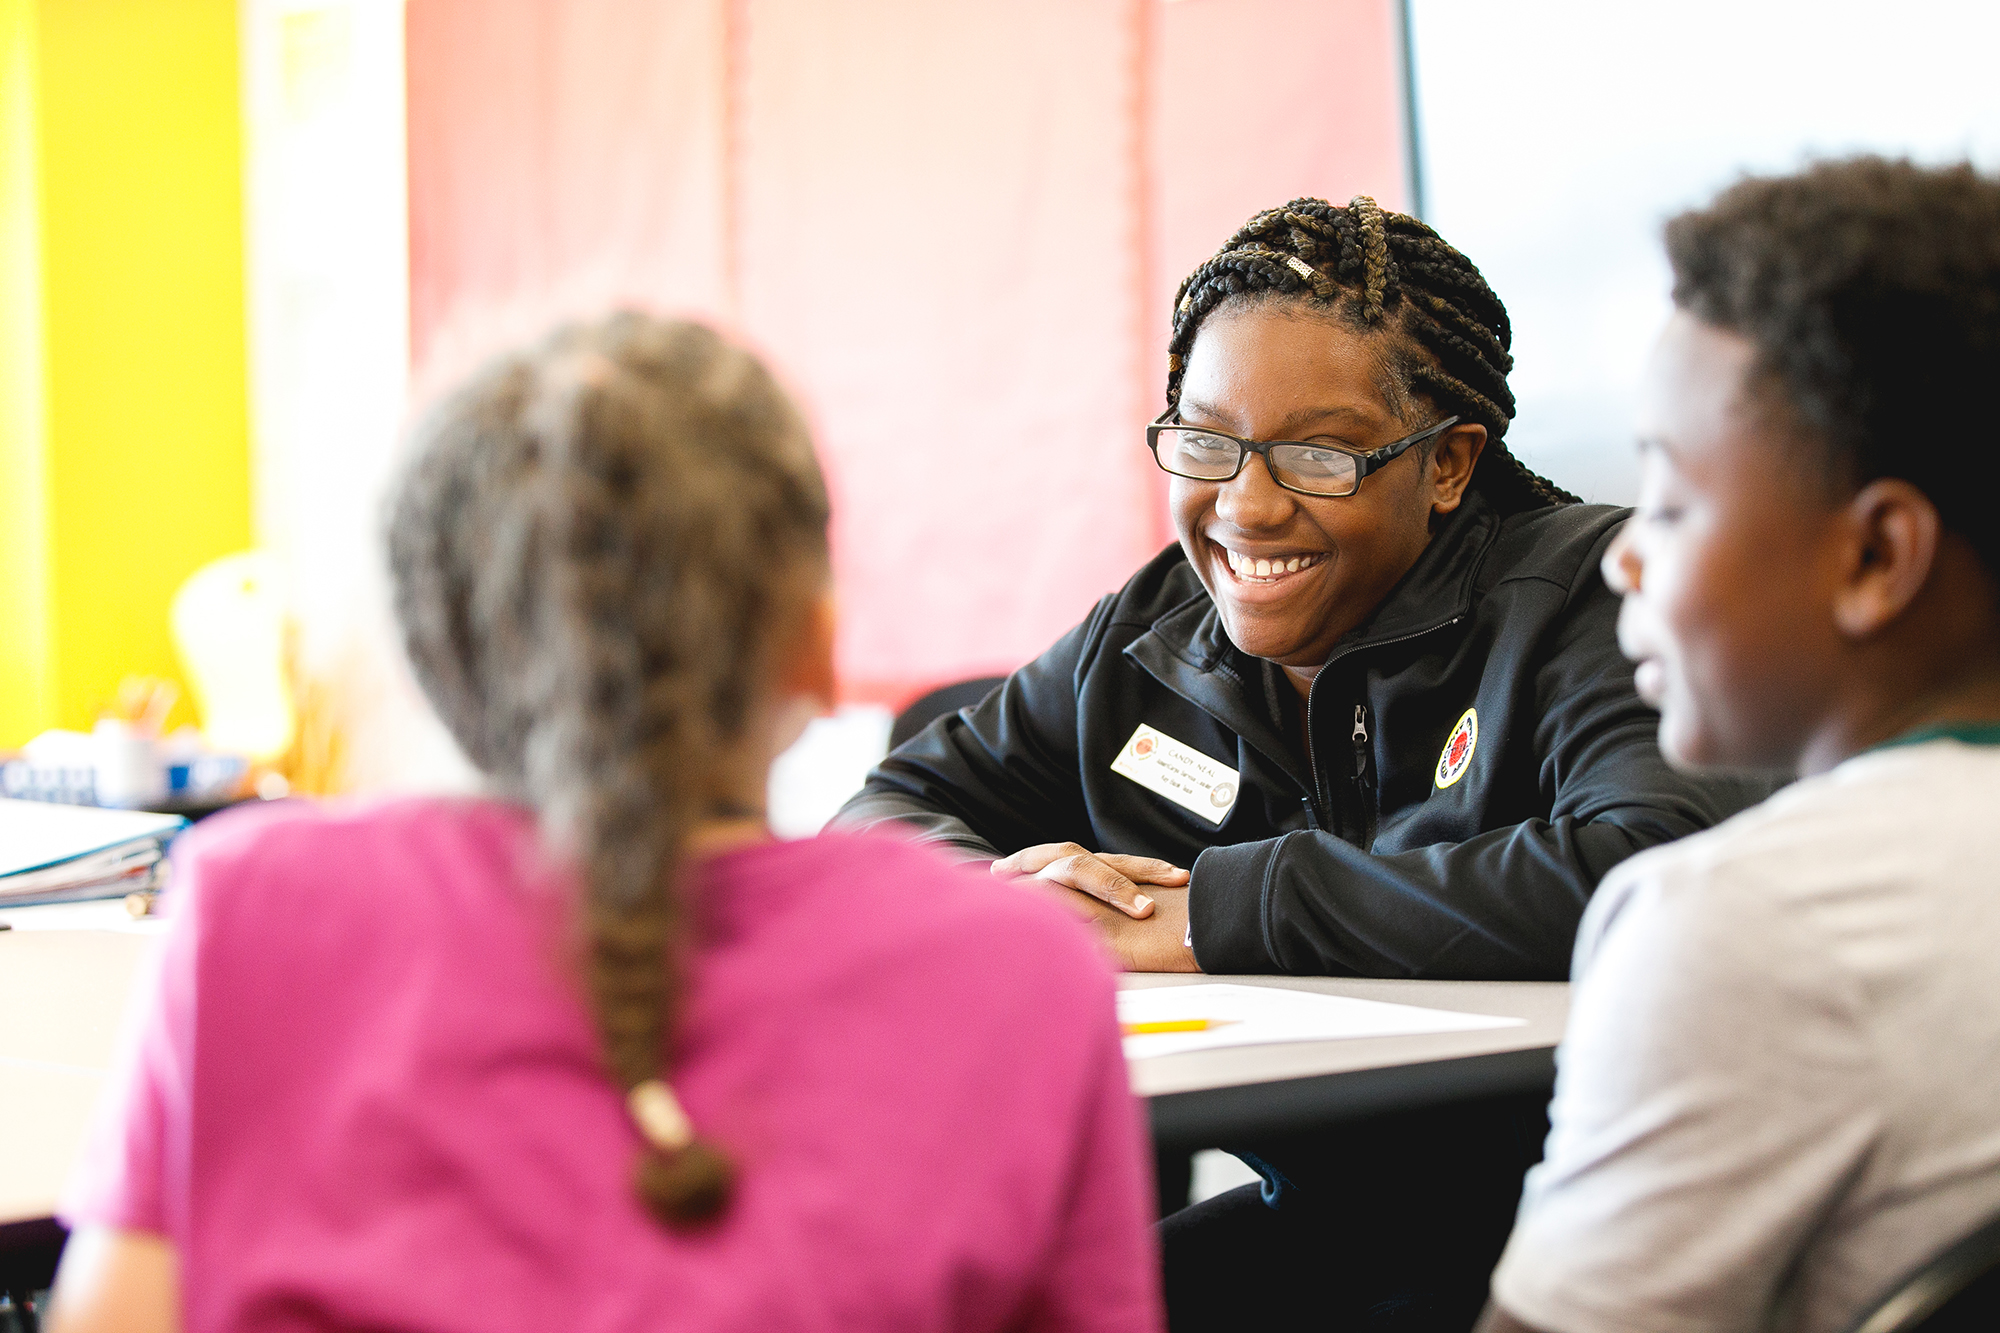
[1222,547,1321,579]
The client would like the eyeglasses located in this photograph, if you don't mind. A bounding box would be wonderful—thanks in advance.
[1145,414,1460,498]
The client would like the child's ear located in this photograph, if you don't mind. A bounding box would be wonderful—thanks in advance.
[1831,478,1941,639]
[777,588,838,714]
[1428,423,1488,516]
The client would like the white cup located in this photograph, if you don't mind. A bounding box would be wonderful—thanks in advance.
[94,720,167,809]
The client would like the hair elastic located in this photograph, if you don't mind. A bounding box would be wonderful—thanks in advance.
[628,1079,694,1152]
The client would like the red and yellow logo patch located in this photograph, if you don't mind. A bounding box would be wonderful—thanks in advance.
[1434,708,1478,789]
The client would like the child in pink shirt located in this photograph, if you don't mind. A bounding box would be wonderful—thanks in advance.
[49,314,1163,1333]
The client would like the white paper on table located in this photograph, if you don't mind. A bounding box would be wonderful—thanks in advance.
[1119,983,1524,1059]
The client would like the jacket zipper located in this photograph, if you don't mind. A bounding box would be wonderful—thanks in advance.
[1352,703,1377,849]
[1324,615,1460,846]
[1285,614,1465,841]
[1302,674,1325,828]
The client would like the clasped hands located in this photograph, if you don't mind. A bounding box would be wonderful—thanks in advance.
[990,843,1200,973]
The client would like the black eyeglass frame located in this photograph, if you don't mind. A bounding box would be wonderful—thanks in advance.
[1145,414,1461,498]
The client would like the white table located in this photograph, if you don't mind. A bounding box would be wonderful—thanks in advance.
[1120,974,1568,1150]
[0,903,163,1230]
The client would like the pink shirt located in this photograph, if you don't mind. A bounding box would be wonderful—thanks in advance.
[65,797,1162,1332]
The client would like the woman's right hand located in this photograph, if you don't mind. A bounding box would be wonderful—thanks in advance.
[990,843,1190,919]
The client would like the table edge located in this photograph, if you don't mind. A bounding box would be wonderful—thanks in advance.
[1147,1042,1558,1149]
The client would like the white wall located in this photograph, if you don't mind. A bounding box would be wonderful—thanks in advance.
[1408,0,2000,504]
[243,0,476,793]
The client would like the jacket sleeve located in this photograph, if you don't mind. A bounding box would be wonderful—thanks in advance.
[1188,564,1777,981]
[831,599,1113,861]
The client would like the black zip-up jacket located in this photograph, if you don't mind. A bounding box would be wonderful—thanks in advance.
[836,493,1772,980]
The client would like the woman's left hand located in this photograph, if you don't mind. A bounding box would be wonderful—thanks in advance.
[990,842,1189,918]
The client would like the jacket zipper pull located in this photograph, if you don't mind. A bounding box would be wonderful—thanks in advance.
[1352,703,1378,850]
[1299,794,1322,831]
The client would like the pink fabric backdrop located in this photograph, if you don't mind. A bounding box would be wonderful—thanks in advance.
[406,0,1408,707]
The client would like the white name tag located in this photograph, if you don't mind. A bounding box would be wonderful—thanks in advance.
[1110,723,1240,825]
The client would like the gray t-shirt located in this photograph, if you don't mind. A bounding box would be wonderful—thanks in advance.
[1491,736,2000,1333]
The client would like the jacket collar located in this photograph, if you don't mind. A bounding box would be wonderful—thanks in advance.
[1122,493,1501,767]
[1321,488,1498,664]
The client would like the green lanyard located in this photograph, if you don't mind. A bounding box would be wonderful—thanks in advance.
[1870,722,2000,753]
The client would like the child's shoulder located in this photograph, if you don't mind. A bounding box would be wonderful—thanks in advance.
[177,791,526,862]
[169,793,537,917]
[1619,739,1991,878]
[746,829,1106,942]
[1484,502,1630,594]
[719,830,1116,997]
[1586,740,2000,968]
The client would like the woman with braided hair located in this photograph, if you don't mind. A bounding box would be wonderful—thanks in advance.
[48,313,1163,1333]
[840,199,1770,1329]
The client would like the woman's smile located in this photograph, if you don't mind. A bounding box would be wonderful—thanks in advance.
[1217,543,1327,581]
[1208,537,1332,604]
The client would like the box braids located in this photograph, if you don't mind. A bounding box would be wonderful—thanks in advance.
[1165,197,1578,512]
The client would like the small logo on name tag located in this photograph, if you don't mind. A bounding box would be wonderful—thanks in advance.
[1111,723,1241,825]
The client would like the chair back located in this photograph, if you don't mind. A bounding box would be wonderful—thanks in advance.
[888,676,1008,751]
[1846,1208,2000,1333]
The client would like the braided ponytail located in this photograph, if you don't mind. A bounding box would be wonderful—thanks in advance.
[389,312,830,1228]
[1165,197,1579,513]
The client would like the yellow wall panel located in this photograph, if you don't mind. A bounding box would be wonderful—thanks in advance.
[0,0,52,745]
[5,0,251,745]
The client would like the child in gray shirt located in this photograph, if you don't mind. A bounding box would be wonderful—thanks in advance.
[1479,157,2000,1333]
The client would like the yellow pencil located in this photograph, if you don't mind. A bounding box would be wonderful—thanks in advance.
[1121,1018,1241,1036]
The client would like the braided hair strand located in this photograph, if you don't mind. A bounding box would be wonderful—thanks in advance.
[388,312,830,1228]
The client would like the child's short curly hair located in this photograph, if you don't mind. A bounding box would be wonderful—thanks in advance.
[1665,156,2000,581]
